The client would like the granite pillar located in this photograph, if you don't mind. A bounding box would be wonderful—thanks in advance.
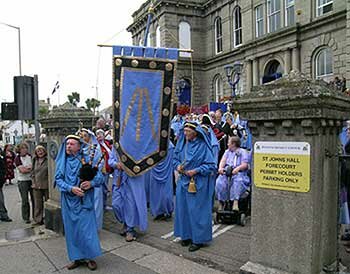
[246,59,253,94]
[284,49,291,74]
[292,47,300,72]
[236,72,350,274]
[40,103,97,234]
[253,58,259,86]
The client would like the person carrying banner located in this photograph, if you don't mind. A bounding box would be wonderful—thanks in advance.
[54,134,102,271]
[109,146,148,242]
[174,122,216,252]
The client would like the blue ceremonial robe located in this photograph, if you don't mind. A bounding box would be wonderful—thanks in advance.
[94,174,107,230]
[149,142,174,217]
[173,126,216,244]
[55,144,102,261]
[109,147,148,231]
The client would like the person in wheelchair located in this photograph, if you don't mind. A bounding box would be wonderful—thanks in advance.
[216,136,250,212]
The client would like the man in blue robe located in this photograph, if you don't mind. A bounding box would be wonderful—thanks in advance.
[55,135,102,271]
[174,122,216,252]
[108,147,148,242]
[149,141,174,220]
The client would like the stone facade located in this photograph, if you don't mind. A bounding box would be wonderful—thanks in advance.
[127,0,348,106]
[236,72,350,273]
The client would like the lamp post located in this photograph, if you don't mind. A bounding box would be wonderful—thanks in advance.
[0,22,22,76]
[224,61,243,98]
[0,22,24,139]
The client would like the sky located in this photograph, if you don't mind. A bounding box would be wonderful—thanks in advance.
[0,0,146,111]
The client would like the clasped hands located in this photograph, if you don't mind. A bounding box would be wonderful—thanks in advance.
[177,165,197,177]
[72,181,92,197]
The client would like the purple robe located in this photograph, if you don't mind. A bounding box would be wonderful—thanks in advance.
[215,148,250,201]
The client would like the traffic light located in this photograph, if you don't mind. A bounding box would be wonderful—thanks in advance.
[14,76,34,120]
[1,102,18,120]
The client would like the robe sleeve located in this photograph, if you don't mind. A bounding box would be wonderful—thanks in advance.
[173,144,182,171]
[108,147,118,168]
[194,142,216,176]
[55,171,73,193]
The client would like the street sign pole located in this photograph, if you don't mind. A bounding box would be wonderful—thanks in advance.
[34,75,40,145]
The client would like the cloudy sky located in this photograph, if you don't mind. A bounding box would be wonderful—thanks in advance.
[0,0,146,110]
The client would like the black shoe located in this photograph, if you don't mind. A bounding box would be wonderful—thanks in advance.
[180,239,191,247]
[189,243,203,252]
[1,217,12,222]
[25,220,31,224]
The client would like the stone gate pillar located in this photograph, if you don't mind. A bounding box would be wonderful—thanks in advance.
[236,73,350,274]
[40,103,96,233]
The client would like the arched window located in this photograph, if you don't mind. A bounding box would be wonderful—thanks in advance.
[156,26,161,47]
[214,75,224,102]
[315,47,333,79]
[179,22,191,57]
[233,7,242,47]
[263,60,283,84]
[214,17,223,54]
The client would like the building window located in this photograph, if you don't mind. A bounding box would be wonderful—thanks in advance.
[267,0,281,33]
[156,26,161,47]
[255,5,264,37]
[179,21,191,57]
[315,47,333,79]
[214,75,224,102]
[215,17,223,54]
[233,7,242,47]
[285,0,295,26]
[317,0,333,16]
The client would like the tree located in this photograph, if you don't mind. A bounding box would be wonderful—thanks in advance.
[85,98,101,115]
[67,92,80,106]
[39,106,49,118]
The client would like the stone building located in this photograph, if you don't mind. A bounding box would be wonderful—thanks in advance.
[127,0,347,106]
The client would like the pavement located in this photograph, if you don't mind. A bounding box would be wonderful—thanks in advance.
[1,181,350,274]
[0,182,227,274]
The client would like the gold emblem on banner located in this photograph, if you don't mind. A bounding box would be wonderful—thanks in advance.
[115,58,122,66]
[160,150,166,157]
[114,101,120,109]
[161,130,168,138]
[121,155,127,162]
[149,61,157,69]
[164,87,171,95]
[115,122,120,129]
[133,166,141,173]
[146,158,154,165]
[115,79,120,87]
[162,109,170,117]
[131,60,139,67]
[165,63,173,71]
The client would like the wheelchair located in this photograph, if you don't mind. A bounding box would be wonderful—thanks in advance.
[214,166,251,226]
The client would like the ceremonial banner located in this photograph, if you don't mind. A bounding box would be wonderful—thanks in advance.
[113,46,178,176]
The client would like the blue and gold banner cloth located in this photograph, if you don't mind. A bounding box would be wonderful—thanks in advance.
[113,46,178,176]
